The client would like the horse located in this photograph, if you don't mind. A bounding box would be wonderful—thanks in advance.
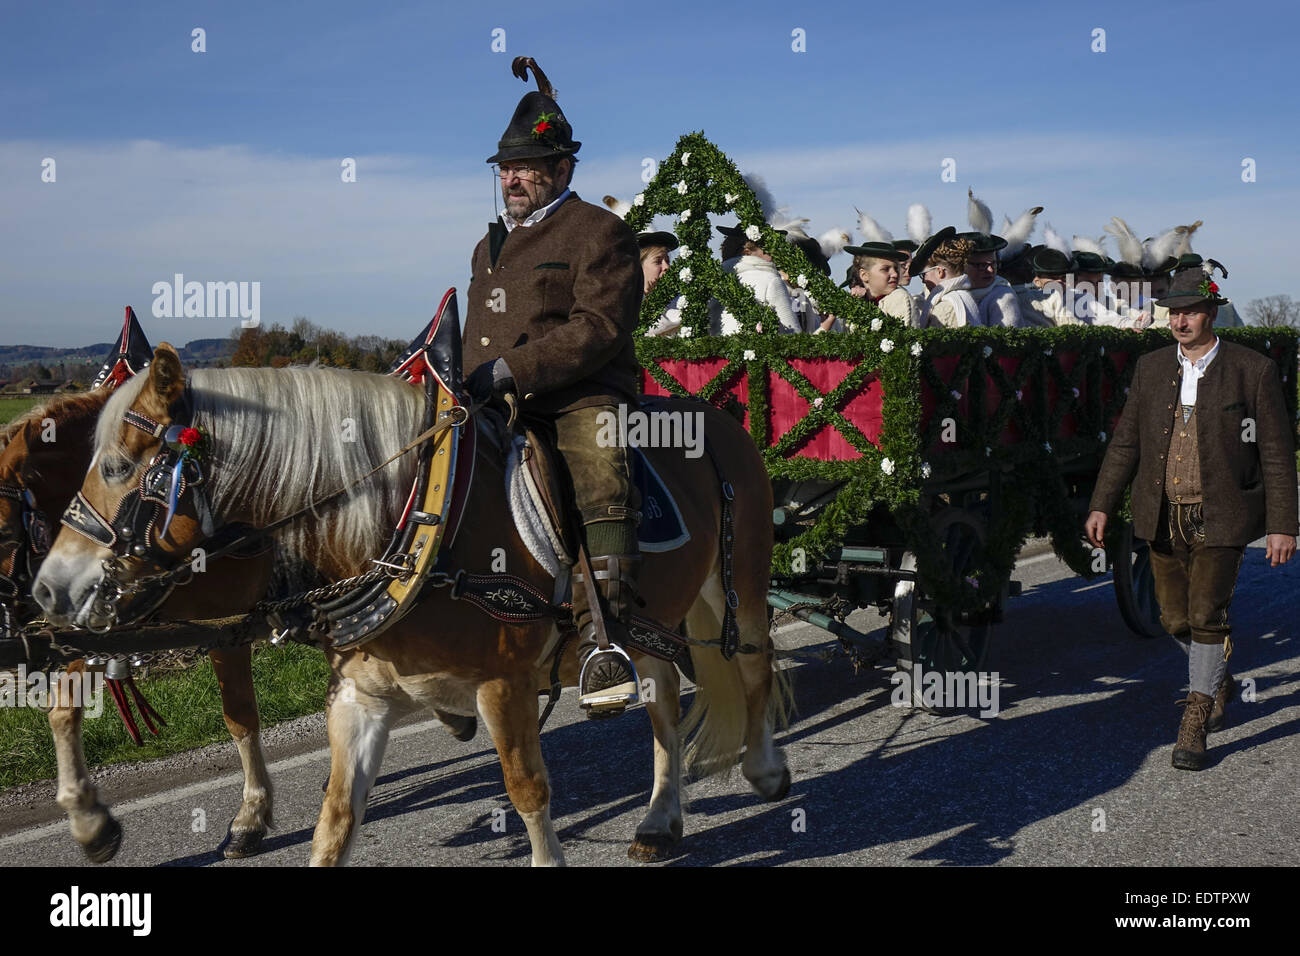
[0,391,276,861]
[34,342,789,865]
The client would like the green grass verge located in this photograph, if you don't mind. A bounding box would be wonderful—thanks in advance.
[0,396,40,425]
[0,642,330,790]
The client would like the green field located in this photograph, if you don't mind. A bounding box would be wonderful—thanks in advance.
[0,642,331,790]
[0,396,40,425]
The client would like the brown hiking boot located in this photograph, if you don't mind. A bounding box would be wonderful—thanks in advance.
[1172,691,1214,771]
[1206,671,1236,734]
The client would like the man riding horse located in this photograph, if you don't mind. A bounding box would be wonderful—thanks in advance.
[462,58,644,717]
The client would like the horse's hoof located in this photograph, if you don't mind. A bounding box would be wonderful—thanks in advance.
[221,828,266,859]
[628,832,679,863]
[82,816,123,864]
[766,766,792,802]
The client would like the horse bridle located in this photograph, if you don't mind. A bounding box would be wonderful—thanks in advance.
[0,483,54,634]
[57,400,217,632]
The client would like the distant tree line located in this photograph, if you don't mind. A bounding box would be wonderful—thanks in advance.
[230,317,409,371]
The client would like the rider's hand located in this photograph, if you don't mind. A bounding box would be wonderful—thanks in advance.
[1265,534,1296,567]
[465,359,514,405]
[1085,511,1108,550]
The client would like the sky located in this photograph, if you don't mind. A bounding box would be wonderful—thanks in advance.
[2,0,1298,347]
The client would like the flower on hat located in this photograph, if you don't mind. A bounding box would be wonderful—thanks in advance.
[1198,277,1219,298]
[745,224,761,242]
[531,112,558,141]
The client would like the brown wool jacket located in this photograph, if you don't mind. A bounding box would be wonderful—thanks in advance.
[462,192,643,416]
[1090,340,1299,546]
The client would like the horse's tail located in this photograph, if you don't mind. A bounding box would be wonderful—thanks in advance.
[678,592,749,779]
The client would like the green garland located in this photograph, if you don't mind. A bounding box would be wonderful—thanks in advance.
[631,133,1300,613]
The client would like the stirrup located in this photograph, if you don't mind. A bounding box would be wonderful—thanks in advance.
[578,643,641,717]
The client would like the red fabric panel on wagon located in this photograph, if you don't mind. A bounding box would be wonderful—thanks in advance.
[769,358,884,461]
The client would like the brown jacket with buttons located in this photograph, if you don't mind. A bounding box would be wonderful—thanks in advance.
[1090,340,1298,546]
[462,192,643,416]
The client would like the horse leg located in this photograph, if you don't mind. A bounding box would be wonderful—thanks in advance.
[48,660,121,863]
[209,645,273,858]
[309,667,394,867]
[477,675,564,867]
[628,655,683,862]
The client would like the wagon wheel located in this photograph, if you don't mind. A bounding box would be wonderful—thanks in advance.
[890,507,993,712]
[1111,520,1168,638]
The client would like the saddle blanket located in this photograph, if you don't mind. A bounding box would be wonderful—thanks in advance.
[506,435,690,582]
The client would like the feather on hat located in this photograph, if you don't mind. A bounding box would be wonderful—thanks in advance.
[907,204,931,245]
[967,188,994,236]
[819,227,852,261]
[602,195,631,219]
[1043,223,1071,256]
[855,208,893,243]
[1144,226,1185,270]
[1001,206,1044,258]
[1172,220,1203,258]
[1104,217,1144,267]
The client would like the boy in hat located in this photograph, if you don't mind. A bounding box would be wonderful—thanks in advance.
[1086,270,1297,769]
[462,58,645,717]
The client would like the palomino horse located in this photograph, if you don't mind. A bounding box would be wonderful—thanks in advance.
[35,344,789,865]
[0,392,276,860]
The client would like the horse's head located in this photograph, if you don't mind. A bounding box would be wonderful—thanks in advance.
[0,391,110,617]
[33,344,213,629]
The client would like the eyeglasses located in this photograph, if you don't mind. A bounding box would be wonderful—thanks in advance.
[493,164,546,182]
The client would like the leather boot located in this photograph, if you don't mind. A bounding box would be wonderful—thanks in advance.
[1206,671,1236,734]
[573,554,642,718]
[1172,691,1214,771]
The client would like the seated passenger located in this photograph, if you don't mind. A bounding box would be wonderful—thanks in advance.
[637,230,685,336]
[912,229,979,328]
[710,225,800,335]
[841,241,919,326]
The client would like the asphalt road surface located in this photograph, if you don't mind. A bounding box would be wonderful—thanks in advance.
[2,538,1297,867]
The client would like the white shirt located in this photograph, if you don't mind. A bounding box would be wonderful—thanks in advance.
[1177,336,1220,407]
[501,187,572,232]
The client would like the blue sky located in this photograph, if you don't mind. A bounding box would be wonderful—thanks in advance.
[3,0,1297,346]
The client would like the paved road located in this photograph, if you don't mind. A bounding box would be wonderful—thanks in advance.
[2,540,1297,867]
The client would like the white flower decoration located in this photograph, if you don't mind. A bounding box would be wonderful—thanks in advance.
[910,342,923,356]
[951,390,962,400]
[680,209,691,222]
[921,461,932,479]
[1099,431,1107,441]
[681,152,691,166]
[745,224,761,241]
[755,322,764,333]
[675,180,688,195]
[634,193,645,206]
[679,325,692,338]
[880,338,895,353]
[1098,346,1105,356]
[881,458,895,475]
[725,192,738,205]
[679,266,692,283]
[797,274,808,288]
[679,245,692,257]
[1043,442,1053,453]
[813,397,824,408]
[982,345,993,358]
[985,446,992,457]
[870,318,883,332]
[1044,348,1053,356]
[743,349,756,361]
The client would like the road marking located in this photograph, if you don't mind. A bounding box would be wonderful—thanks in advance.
[0,717,445,850]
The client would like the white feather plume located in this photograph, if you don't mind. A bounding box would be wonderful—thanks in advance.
[819,227,852,261]
[1143,226,1184,269]
[967,187,994,236]
[1104,217,1143,266]
[602,195,631,219]
[1043,223,1071,255]
[742,172,778,221]
[907,204,931,244]
[1172,220,1203,257]
[1071,235,1107,257]
[855,208,893,243]
[768,207,810,237]
[1002,205,1044,255]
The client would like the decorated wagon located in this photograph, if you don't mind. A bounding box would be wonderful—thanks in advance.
[629,134,1300,703]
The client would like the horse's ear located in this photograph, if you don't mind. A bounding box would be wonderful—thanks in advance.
[145,343,186,409]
